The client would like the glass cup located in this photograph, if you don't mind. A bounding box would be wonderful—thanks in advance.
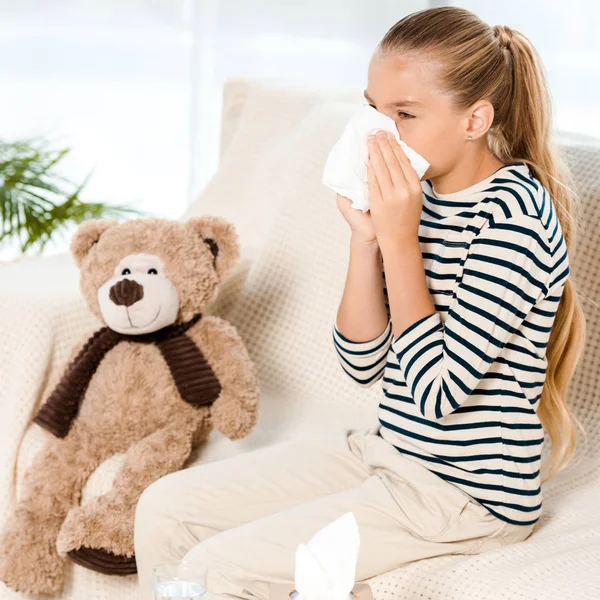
[153,560,208,600]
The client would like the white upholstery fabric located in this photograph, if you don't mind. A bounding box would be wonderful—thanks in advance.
[1,76,599,599]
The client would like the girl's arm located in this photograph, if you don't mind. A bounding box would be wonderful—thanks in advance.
[332,235,392,387]
[379,234,436,343]
[383,213,559,422]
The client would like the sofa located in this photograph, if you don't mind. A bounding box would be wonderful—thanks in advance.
[1,76,599,600]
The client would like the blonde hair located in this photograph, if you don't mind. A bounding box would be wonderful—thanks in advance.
[378,6,587,483]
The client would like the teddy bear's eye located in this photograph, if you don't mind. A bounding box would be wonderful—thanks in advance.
[148,268,158,275]
[122,268,131,275]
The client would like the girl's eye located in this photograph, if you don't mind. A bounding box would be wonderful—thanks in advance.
[148,268,158,275]
[122,268,131,275]
[365,103,413,120]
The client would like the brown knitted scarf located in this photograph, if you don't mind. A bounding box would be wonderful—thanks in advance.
[33,312,222,438]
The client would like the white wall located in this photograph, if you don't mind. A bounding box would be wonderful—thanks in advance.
[189,0,429,203]
[1,0,597,260]
[0,0,192,261]
[437,1,600,138]
[188,0,599,205]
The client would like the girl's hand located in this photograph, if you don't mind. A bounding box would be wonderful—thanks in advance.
[336,193,378,245]
[367,131,423,243]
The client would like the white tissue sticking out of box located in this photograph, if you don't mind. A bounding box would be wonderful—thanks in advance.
[293,512,360,600]
[322,103,430,213]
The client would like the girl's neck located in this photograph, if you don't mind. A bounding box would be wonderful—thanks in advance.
[428,150,506,196]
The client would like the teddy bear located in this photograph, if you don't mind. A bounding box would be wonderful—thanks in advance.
[0,215,260,595]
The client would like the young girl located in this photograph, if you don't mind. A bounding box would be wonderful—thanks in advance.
[134,7,586,599]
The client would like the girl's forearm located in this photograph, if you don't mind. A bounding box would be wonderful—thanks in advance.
[335,235,389,342]
[378,235,436,342]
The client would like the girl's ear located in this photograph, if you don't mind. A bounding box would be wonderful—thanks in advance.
[466,100,495,140]
[71,219,119,267]
[186,215,241,281]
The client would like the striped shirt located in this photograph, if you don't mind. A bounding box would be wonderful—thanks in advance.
[332,161,570,527]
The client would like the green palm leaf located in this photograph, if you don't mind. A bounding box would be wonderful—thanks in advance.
[0,137,145,253]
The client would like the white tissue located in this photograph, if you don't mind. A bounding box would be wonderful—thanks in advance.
[322,103,430,212]
[293,512,360,600]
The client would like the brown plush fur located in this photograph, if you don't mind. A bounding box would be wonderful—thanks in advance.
[0,216,260,595]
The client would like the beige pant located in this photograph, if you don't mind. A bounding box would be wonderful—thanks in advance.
[134,425,534,600]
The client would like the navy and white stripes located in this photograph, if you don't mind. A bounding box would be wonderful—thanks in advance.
[332,161,569,527]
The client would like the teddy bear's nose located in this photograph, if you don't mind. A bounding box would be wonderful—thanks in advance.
[109,278,144,307]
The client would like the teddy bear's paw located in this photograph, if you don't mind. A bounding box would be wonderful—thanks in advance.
[57,503,137,574]
[68,546,137,575]
[211,396,258,441]
[0,525,65,594]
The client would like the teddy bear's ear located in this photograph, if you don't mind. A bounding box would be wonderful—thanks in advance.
[186,215,241,281]
[71,218,119,267]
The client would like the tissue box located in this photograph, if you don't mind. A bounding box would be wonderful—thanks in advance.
[268,582,374,600]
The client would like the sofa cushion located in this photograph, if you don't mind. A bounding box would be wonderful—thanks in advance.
[556,144,600,445]
[183,78,361,249]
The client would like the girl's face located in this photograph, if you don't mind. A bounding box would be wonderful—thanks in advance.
[364,52,471,179]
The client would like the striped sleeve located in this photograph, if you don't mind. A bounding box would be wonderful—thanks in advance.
[390,214,553,421]
[332,268,393,387]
